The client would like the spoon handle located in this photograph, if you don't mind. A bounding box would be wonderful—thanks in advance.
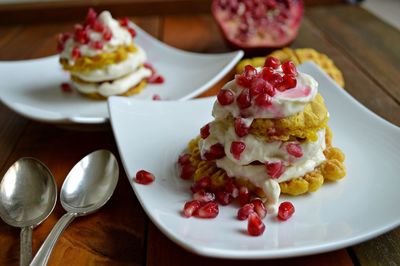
[20,226,32,266]
[29,212,76,266]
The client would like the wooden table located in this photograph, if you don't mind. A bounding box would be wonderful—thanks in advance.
[0,4,399,266]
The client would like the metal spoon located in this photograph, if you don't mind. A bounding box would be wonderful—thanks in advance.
[0,158,57,266]
[30,149,119,266]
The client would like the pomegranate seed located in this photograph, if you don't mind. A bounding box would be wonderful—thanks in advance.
[237,203,255,220]
[265,161,284,179]
[216,190,232,205]
[238,186,250,206]
[268,73,284,87]
[74,28,89,44]
[103,30,113,41]
[244,65,257,77]
[127,27,137,38]
[85,8,97,26]
[152,94,161,101]
[203,143,225,161]
[195,202,219,218]
[250,198,267,219]
[148,74,164,84]
[183,200,201,218]
[264,56,280,69]
[230,141,246,160]
[261,67,274,81]
[91,41,103,50]
[56,33,71,52]
[217,89,234,105]
[225,180,239,198]
[281,61,297,76]
[236,74,252,88]
[92,21,105,32]
[234,118,250,137]
[143,62,155,73]
[200,123,210,139]
[60,82,72,93]
[71,47,81,59]
[278,201,295,221]
[286,143,303,158]
[180,164,195,180]
[135,170,155,185]
[236,88,251,109]
[190,175,212,193]
[119,17,130,27]
[249,78,265,97]
[193,190,215,203]
[178,153,191,166]
[254,93,272,108]
[283,74,297,89]
[247,213,265,236]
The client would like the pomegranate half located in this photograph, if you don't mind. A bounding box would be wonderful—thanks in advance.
[212,0,304,54]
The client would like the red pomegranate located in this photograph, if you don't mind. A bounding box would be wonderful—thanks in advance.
[211,0,304,54]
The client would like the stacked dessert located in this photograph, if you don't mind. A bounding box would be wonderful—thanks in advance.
[183,57,346,215]
[57,9,151,99]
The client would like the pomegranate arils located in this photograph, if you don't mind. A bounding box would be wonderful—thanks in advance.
[91,41,103,50]
[135,170,155,185]
[119,17,130,27]
[254,93,272,108]
[203,143,226,161]
[268,73,284,87]
[230,141,246,160]
[283,74,297,89]
[235,65,257,88]
[61,83,72,93]
[200,123,210,139]
[180,164,195,180]
[237,203,254,220]
[92,21,105,33]
[225,180,239,198]
[152,94,161,101]
[74,27,89,44]
[148,74,164,84]
[286,143,303,158]
[238,186,250,206]
[71,47,81,59]
[178,153,191,166]
[265,161,284,179]
[281,61,297,76]
[183,200,201,218]
[193,190,215,203]
[278,201,295,221]
[264,57,280,69]
[196,202,219,218]
[191,175,212,193]
[250,198,267,219]
[244,65,257,77]
[234,118,250,137]
[85,8,97,26]
[216,190,232,205]
[103,30,113,41]
[56,33,71,52]
[237,88,251,109]
[217,89,234,106]
[127,27,137,38]
[247,213,265,236]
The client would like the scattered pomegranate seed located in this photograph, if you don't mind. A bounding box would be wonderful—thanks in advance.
[260,67,274,81]
[103,30,113,41]
[237,203,255,220]
[152,94,161,101]
[236,65,257,88]
[190,175,212,193]
[234,118,250,137]
[74,28,89,44]
[119,17,130,27]
[143,62,155,73]
[249,78,265,97]
[238,186,250,206]
[92,21,105,33]
[225,180,239,198]
[127,27,136,38]
[195,202,219,218]
[56,33,71,52]
[193,190,216,203]
[135,170,155,185]
[148,74,164,84]
[180,164,195,180]
[91,41,103,50]
[230,141,246,160]
[71,47,81,60]
[217,89,235,105]
[254,93,272,108]
[60,82,72,93]
[278,201,295,221]
[216,190,232,205]
[178,153,191,166]
[200,123,210,139]
[281,61,297,76]
[283,74,297,89]
[85,8,97,26]
[247,213,265,236]
[244,65,257,77]
[183,200,201,218]
[286,143,303,158]
[203,143,226,161]
[236,88,251,109]
[268,73,284,87]
[265,161,284,179]
[250,198,267,219]
[264,56,280,69]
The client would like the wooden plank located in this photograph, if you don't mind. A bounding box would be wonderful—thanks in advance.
[146,222,354,266]
[306,5,400,104]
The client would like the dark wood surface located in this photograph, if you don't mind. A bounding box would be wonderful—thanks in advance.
[0,4,399,266]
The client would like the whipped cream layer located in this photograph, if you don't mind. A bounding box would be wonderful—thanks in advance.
[72,66,151,97]
[212,71,318,120]
[60,11,133,63]
[71,47,147,82]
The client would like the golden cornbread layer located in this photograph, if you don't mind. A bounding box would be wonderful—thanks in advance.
[60,44,137,73]
[236,47,345,88]
[185,126,346,197]
[78,80,147,100]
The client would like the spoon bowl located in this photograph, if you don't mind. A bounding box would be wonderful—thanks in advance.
[0,158,57,266]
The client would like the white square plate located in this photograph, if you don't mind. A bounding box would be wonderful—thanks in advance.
[0,23,243,124]
[109,62,400,259]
